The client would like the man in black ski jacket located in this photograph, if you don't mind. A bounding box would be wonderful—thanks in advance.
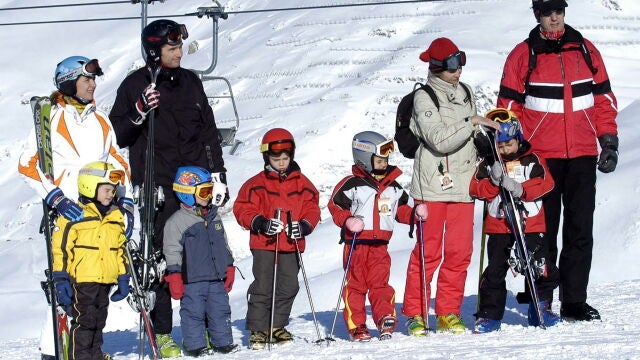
[109,19,227,357]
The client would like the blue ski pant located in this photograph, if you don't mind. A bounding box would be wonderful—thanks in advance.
[180,280,233,351]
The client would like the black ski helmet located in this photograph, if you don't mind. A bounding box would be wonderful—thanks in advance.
[141,19,189,63]
[532,0,568,21]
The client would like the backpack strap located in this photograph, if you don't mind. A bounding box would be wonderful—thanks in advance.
[418,83,439,110]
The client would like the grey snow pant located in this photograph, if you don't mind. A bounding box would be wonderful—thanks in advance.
[245,249,300,331]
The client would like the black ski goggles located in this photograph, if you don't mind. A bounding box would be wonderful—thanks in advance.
[430,51,466,72]
[164,24,189,46]
[541,8,565,17]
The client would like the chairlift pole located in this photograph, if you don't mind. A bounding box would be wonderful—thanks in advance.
[186,2,241,152]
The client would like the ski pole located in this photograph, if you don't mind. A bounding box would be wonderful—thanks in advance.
[268,208,282,351]
[418,216,430,334]
[326,232,357,342]
[477,202,488,313]
[287,211,324,344]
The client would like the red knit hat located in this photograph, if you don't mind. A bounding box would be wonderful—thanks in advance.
[419,37,460,72]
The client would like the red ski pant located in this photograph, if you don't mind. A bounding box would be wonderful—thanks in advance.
[402,201,474,317]
[342,243,395,330]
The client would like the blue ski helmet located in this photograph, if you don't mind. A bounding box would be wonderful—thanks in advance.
[172,166,213,206]
[54,56,103,96]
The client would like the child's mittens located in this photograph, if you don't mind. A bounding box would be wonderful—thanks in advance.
[490,163,503,185]
[164,272,184,300]
[414,203,428,220]
[501,176,524,198]
[345,216,364,233]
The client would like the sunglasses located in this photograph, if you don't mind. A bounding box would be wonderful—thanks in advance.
[260,140,295,153]
[352,138,395,157]
[173,182,215,201]
[541,8,565,17]
[430,51,466,72]
[79,167,125,185]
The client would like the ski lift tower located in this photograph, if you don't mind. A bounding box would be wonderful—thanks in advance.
[136,0,241,154]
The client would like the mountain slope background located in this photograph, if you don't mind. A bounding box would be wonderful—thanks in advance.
[1,0,639,358]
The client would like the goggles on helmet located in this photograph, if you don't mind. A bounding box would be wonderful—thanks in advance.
[430,51,466,72]
[352,138,395,157]
[541,8,564,17]
[486,108,517,123]
[78,167,125,185]
[164,24,189,45]
[56,59,103,84]
[260,139,294,153]
[172,182,214,201]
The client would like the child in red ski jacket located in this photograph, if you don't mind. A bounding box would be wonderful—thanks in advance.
[233,128,321,350]
[328,131,427,342]
[470,108,560,333]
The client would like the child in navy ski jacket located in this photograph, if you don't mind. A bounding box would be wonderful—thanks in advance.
[233,128,321,350]
[163,166,237,356]
[327,131,427,341]
[469,108,560,333]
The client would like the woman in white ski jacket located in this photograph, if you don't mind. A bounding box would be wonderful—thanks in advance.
[402,38,500,336]
[17,55,132,359]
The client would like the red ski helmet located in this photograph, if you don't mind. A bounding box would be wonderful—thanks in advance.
[260,128,295,163]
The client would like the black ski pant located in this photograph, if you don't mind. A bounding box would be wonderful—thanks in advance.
[69,282,111,360]
[245,249,300,331]
[477,233,559,320]
[543,157,597,305]
[150,191,180,335]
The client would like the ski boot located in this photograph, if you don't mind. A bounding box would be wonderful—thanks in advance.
[561,302,601,322]
[528,301,561,327]
[348,324,372,342]
[406,315,428,337]
[211,344,240,354]
[473,318,501,334]
[270,327,294,345]
[377,314,398,340]
[155,333,182,358]
[436,313,466,334]
[249,331,268,350]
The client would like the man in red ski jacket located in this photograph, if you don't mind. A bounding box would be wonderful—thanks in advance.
[496,0,618,321]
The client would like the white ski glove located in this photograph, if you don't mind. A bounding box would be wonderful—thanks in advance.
[210,172,228,207]
[489,163,503,186]
[501,176,523,198]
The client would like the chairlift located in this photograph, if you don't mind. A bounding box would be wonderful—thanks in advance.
[138,1,242,154]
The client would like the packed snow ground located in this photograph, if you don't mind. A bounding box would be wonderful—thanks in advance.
[1,0,640,359]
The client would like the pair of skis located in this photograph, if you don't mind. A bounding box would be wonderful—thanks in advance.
[478,125,546,329]
[127,65,164,360]
[31,96,70,360]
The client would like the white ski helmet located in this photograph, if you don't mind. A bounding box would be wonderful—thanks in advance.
[352,131,394,173]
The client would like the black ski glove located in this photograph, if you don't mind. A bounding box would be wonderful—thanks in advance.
[597,134,618,173]
[286,219,313,241]
[474,132,494,164]
[251,215,284,236]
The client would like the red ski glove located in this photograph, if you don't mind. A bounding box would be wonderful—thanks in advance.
[164,272,184,300]
[224,266,235,293]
